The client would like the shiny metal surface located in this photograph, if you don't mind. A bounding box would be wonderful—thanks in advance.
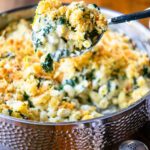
[119,140,149,150]
[0,5,150,150]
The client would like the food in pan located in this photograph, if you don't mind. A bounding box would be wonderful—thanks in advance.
[0,19,149,122]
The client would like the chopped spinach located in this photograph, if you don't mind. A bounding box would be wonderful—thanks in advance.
[78,5,85,11]
[23,92,30,101]
[111,75,118,80]
[113,69,120,74]
[52,49,70,61]
[71,27,76,32]
[133,77,137,85]
[116,85,119,90]
[73,76,79,84]
[57,17,66,25]
[86,69,95,80]
[23,92,34,108]
[65,79,76,87]
[34,38,43,50]
[89,29,99,40]
[107,81,111,93]
[85,29,99,42]
[42,28,50,36]
[8,109,13,116]
[92,4,98,8]
[133,77,139,89]
[42,24,53,36]
[57,77,79,90]
[55,84,64,91]
[37,77,43,88]
[133,86,139,90]
[0,52,15,59]
[121,74,127,80]
[64,78,80,87]
[91,4,100,10]
[42,53,53,72]
[61,37,67,43]
[20,113,28,119]
[142,66,150,78]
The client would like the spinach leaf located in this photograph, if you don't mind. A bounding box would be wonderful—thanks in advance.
[142,66,150,78]
[57,17,66,25]
[37,77,42,88]
[42,53,53,72]
[0,52,15,60]
[133,77,137,85]
[23,92,34,108]
[65,79,76,87]
[55,84,64,91]
[8,109,13,116]
[20,113,28,119]
[92,4,100,10]
[42,24,53,36]
[84,29,99,42]
[89,29,99,39]
[52,49,70,61]
[107,80,111,93]
[86,69,95,80]
[34,38,43,51]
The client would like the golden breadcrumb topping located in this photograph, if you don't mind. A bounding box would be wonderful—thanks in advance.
[0,19,149,122]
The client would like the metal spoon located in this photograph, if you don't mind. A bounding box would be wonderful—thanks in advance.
[85,9,150,54]
[119,140,149,150]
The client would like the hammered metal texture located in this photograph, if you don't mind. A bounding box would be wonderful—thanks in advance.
[0,6,150,150]
[0,95,149,150]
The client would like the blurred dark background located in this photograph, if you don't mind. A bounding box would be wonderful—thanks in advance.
[0,0,149,26]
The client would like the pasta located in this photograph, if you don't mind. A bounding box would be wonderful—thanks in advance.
[0,19,149,122]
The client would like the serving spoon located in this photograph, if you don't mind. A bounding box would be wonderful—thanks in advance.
[89,9,150,53]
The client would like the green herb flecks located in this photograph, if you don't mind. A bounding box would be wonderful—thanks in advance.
[142,66,150,78]
[55,84,64,91]
[133,77,139,89]
[23,92,34,108]
[107,80,111,93]
[133,77,137,85]
[64,79,77,87]
[42,24,53,36]
[52,49,70,61]
[89,29,99,39]
[42,53,54,72]
[34,38,43,51]
[0,52,15,60]
[20,113,28,119]
[8,109,13,116]
[37,77,42,88]
[86,69,95,80]
[90,4,100,11]
[57,17,66,25]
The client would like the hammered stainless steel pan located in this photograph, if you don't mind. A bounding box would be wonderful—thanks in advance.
[0,5,150,150]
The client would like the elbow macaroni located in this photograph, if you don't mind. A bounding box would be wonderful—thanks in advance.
[0,19,149,122]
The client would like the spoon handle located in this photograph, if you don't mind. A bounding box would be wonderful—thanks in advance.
[109,9,150,25]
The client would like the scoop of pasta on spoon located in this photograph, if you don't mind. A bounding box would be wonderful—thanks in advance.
[32,0,107,62]
[32,0,150,72]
